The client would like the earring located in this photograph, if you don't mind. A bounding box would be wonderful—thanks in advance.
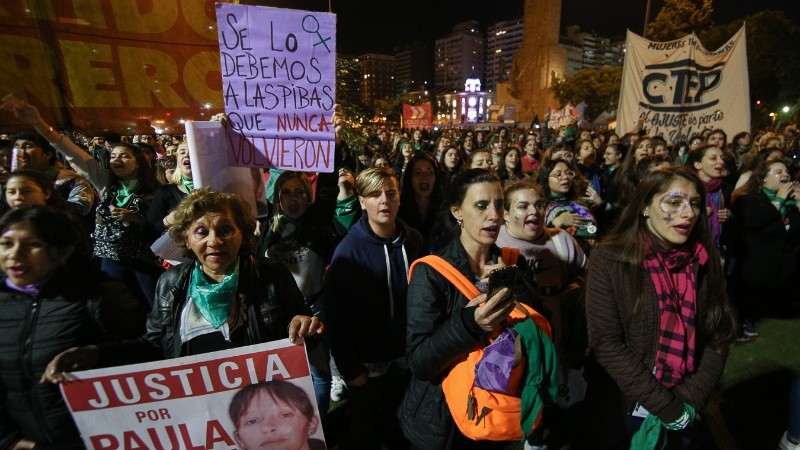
[643,211,649,218]
[457,218,463,227]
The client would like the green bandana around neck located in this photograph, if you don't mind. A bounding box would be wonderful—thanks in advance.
[188,259,239,329]
[763,187,797,217]
[181,175,194,193]
[114,180,138,208]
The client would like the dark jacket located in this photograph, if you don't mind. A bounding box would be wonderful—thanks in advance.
[728,192,800,287]
[585,245,729,423]
[97,256,309,366]
[324,215,424,381]
[0,266,144,449]
[146,184,186,237]
[398,239,532,450]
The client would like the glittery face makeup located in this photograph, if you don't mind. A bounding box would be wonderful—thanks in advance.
[658,190,701,223]
[645,180,701,248]
[503,188,545,241]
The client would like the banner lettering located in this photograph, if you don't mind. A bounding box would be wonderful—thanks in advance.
[616,28,750,144]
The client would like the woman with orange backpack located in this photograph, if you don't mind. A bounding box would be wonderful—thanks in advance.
[399,168,556,450]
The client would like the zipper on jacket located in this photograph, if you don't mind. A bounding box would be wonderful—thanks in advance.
[20,296,53,441]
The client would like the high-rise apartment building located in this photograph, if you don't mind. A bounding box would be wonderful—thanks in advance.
[434,21,485,92]
[394,42,433,95]
[485,18,524,91]
[358,53,395,107]
[561,25,624,75]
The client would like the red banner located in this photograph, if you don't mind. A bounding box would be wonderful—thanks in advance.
[403,102,432,129]
[0,0,229,135]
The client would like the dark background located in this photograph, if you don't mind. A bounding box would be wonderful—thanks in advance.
[257,0,799,54]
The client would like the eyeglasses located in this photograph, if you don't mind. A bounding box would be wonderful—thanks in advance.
[279,189,307,199]
[549,171,575,180]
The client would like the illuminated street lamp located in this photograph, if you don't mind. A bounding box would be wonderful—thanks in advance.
[783,106,791,113]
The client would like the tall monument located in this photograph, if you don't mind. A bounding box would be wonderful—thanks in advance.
[510,0,567,123]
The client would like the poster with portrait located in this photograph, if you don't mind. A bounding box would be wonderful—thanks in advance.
[60,340,326,449]
[216,3,337,172]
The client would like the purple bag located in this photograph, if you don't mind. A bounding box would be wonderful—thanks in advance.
[474,327,518,394]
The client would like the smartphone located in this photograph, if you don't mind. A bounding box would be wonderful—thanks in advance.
[487,265,518,300]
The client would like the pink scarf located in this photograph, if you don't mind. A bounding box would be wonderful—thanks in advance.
[642,241,708,388]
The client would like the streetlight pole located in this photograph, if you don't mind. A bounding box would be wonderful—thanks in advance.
[643,0,653,38]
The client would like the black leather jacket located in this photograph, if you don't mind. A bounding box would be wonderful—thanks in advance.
[398,239,533,450]
[97,255,309,367]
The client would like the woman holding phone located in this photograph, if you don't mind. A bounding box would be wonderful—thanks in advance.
[399,168,540,449]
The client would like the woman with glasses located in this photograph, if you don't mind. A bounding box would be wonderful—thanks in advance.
[586,166,736,448]
[727,159,800,341]
[2,96,162,309]
[537,159,598,254]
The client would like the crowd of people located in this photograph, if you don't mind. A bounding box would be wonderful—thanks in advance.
[1,91,799,449]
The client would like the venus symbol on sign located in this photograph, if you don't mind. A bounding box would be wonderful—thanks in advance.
[302,15,331,52]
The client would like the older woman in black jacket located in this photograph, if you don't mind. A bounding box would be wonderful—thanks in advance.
[43,190,321,380]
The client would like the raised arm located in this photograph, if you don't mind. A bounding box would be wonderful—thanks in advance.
[1,94,109,190]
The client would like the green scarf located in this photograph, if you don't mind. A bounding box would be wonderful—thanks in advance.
[114,180,138,208]
[188,259,239,329]
[763,187,797,217]
[181,175,194,193]
[630,403,695,450]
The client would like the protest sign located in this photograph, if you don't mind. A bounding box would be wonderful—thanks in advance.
[60,340,326,449]
[616,28,750,144]
[403,102,432,129]
[216,4,337,172]
[185,120,268,217]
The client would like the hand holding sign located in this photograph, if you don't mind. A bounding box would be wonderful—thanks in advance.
[216,4,337,172]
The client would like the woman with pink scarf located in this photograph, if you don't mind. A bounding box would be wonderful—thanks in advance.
[585,167,736,449]
[687,145,732,250]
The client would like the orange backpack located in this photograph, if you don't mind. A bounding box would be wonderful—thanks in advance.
[408,248,557,442]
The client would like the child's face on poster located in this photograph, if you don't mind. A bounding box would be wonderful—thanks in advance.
[234,391,318,450]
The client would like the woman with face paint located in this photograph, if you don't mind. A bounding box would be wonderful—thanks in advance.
[497,182,590,434]
[727,159,800,342]
[585,166,736,449]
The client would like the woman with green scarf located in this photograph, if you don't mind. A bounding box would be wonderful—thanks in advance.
[1,96,163,308]
[728,159,800,341]
[42,189,322,384]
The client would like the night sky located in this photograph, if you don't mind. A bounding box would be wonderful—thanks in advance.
[257,0,799,54]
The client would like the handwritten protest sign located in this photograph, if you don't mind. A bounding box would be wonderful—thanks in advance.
[216,4,336,172]
[60,340,326,449]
